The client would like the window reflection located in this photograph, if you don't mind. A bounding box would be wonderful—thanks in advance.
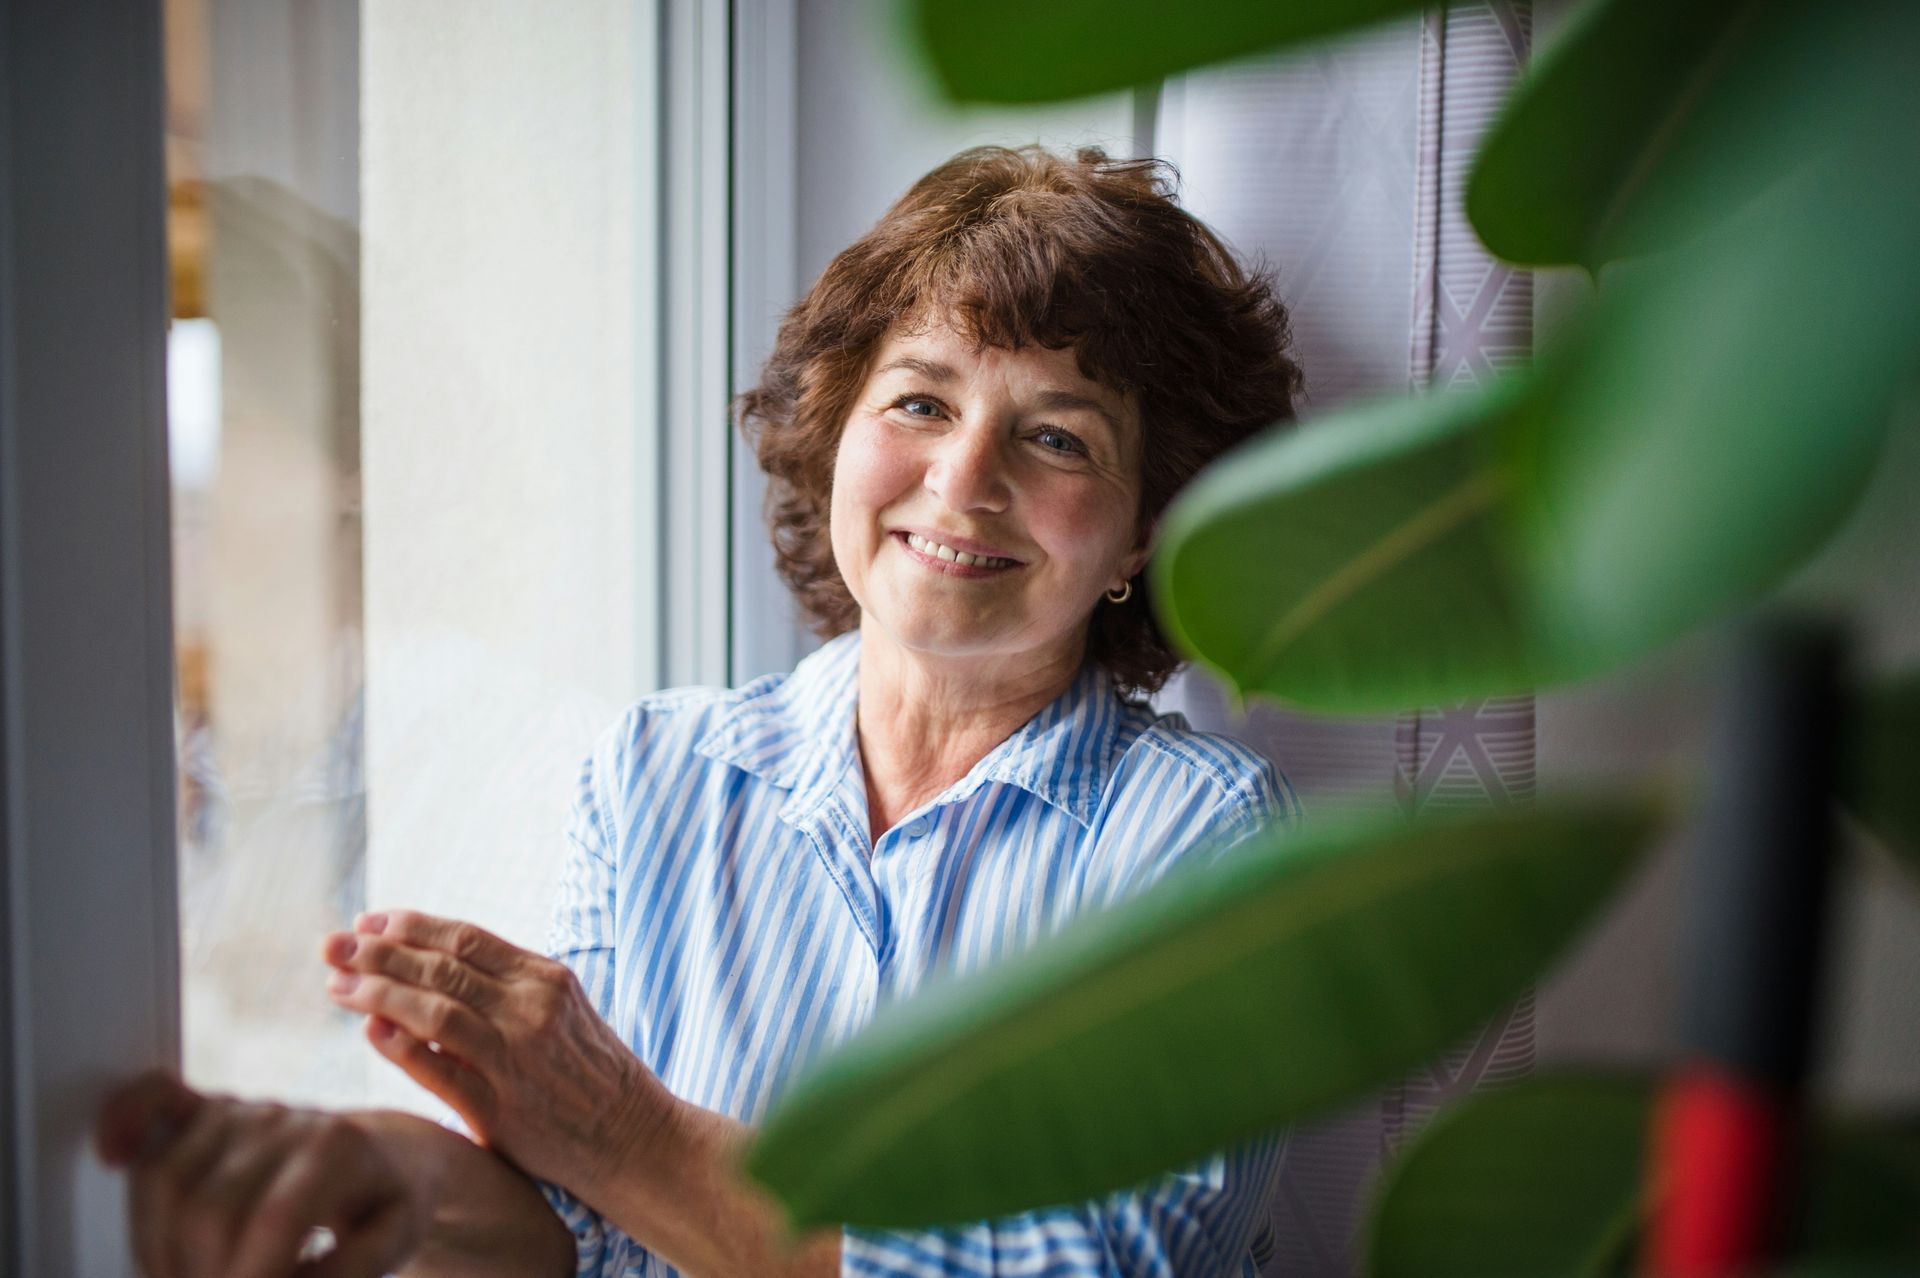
[166,0,367,1107]
[165,0,657,1116]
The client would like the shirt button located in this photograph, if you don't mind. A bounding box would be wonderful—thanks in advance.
[905,816,931,839]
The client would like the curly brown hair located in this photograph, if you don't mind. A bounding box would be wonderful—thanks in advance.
[737,144,1304,697]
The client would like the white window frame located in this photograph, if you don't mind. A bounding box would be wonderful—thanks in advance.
[730,0,817,684]
[2,0,755,1268]
[658,0,736,689]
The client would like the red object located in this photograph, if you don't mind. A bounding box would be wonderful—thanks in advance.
[1645,1064,1788,1277]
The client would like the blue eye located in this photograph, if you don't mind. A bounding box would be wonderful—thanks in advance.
[894,395,942,418]
[1036,427,1085,456]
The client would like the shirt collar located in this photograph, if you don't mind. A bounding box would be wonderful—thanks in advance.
[693,630,863,805]
[693,630,1124,829]
[953,658,1120,828]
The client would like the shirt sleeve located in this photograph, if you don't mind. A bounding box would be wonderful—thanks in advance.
[839,1134,1284,1278]
[538,734,653,1278]
[1088,740,1300,910]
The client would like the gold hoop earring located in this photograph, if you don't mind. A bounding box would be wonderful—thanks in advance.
[1105,580,1133,605]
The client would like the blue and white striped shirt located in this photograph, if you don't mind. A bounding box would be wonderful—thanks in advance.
[539,631,1299,1277]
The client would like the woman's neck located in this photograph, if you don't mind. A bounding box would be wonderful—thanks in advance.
[853,619,1085,841]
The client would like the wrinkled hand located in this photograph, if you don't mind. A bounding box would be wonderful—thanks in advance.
[95,1071,429,1278]
[323,910,672,1196]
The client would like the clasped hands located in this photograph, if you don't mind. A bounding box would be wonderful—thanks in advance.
[320,909,673,1191]
[96,911,673,1278]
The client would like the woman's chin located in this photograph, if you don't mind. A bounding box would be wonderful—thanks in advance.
[876,624,1012,664]
[864,609,1080,673]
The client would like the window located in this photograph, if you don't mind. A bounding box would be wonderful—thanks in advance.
[161,0,720,1117]
[2,3,1132,1269]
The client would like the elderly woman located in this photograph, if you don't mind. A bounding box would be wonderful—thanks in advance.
[98,144,1304,1278]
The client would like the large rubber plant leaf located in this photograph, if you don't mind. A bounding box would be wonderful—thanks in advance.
[1366,1074,1651,1277]
[1151,375,1585,713]
[1365,1075,1920,1276]
[1468,0,1822,270]
[904,0,1437,106]
[1845,669,1920,881]
[744,797,1663,1231]
[1507,0,1920,671]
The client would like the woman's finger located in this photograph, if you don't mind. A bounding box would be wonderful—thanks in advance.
[357,909,526,979]
[128,1157,176,1278]
[222,1161,360,1278]
[100,1071,204,1278]
[224,1126,420,1278]
[326,972,503,1065]
[153,1101,249,1278]
[96,1069,203,1166]
[363,1017,495,1133]
[302,1199,422,1278]
[182,1107,298,1278]
[323,932,504,1012]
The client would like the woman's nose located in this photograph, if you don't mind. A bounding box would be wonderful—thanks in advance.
[924,423,1011,513]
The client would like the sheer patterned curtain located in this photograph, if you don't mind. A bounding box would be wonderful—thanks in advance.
[1159,5,1534,1272]
[1385,0,1537,1150]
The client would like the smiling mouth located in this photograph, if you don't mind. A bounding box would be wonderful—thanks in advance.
[895,531,1022,574]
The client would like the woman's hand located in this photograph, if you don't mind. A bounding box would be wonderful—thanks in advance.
[322,910,672,1199]
[95,1071,431,1278]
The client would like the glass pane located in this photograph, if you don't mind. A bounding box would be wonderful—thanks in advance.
[165,0,366,1108]
[165,0,659,1114]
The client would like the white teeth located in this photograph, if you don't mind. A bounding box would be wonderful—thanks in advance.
[904,532,1013,569]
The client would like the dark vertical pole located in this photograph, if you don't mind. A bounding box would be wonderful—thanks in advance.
[0,8,19,1242]
[1646,617,1843,1277]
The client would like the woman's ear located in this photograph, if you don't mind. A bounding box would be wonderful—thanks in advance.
[1123,519,1158,581]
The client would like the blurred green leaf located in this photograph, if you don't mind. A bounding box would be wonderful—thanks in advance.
[1803,1119,1920,1262]
[746,798,1663,1230]
[1469,0,1814,269]
[1367,1077,1920,1277]
[1367,1074,1650,1277]
[1846,669,1920,878]
[906,0,1434,106]
[1508,0,1920,668]
[1153,377,1590,713]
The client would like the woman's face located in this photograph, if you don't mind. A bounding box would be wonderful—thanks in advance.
[829,320,1150,674]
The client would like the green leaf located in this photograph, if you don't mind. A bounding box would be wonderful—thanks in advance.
[1509,0,1920,668]
[746,798,1664,1231]
[1366,1074,1651,1277]
[1468,0,1811,270]
[904,0,1435,106]
[1845,669,1920,879]
[1366,1076,1920,1276]
[1152,376,1587,713]
[1804,1119,1920,1263]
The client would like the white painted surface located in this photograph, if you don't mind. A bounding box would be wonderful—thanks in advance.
[360,0,657,1114]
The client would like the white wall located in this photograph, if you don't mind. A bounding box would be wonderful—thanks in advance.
[361,0,657,1112]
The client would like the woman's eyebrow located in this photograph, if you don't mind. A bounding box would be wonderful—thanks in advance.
[873,356,957,382]
[1033,389,1123,435]
[874,360,1124,435]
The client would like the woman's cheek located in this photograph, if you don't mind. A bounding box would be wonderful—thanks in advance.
[848,420,922,497]
[1041,490,1133,589]
[828,418,909,598]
